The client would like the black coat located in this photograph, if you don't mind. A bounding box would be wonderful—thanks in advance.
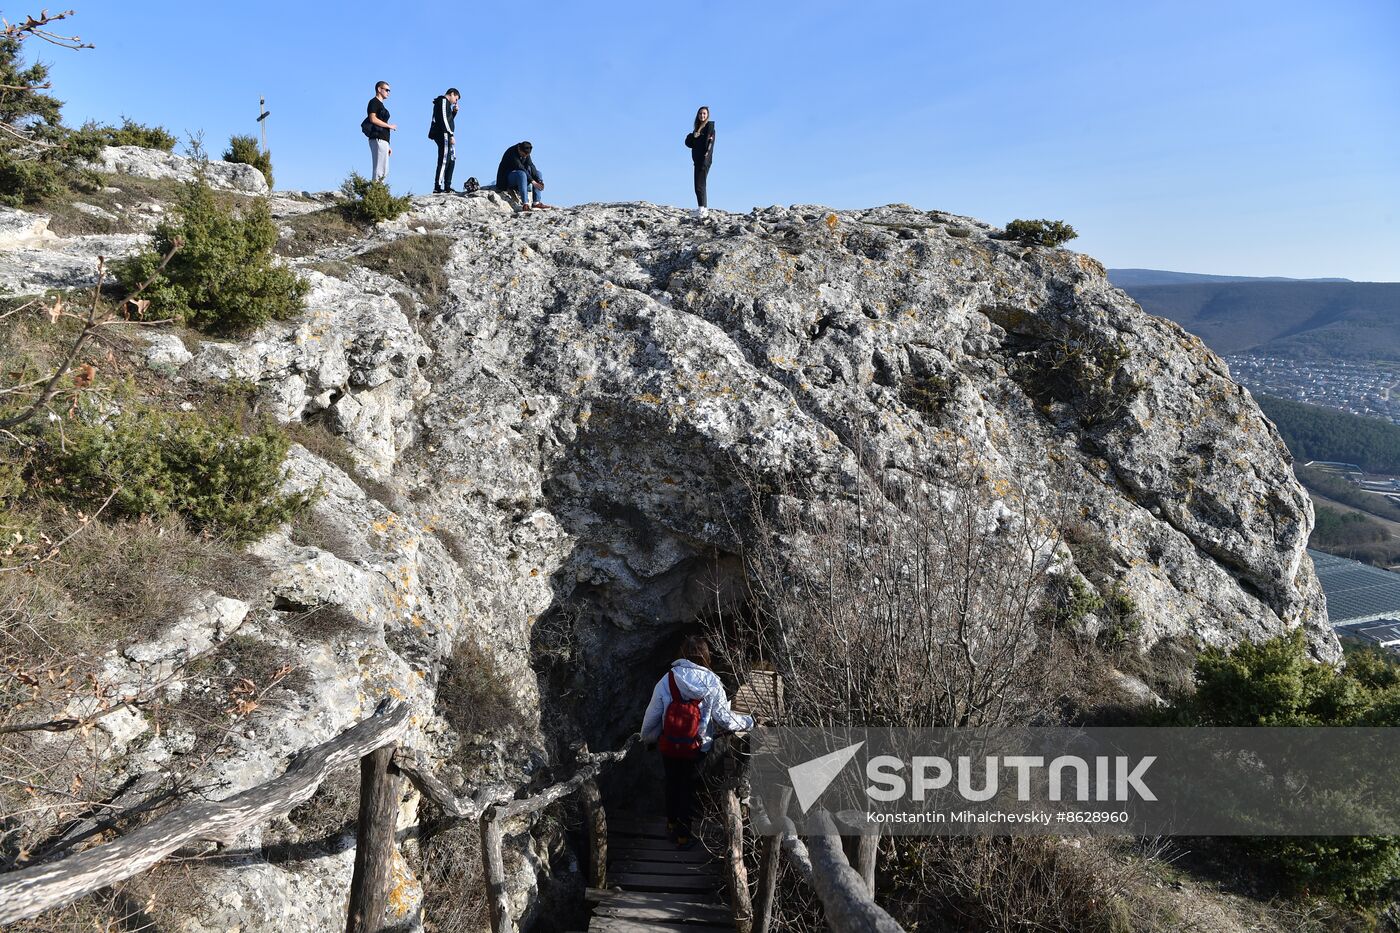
[429,95,457,141]
[685,121,715,165]
[496,144,542,190]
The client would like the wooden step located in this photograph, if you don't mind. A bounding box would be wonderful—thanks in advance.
[592,903,731,924]
[590,918,732,933]
[608,835,714,852]
[609,846,713,864]
[607,872,720,893]
[587,888,723,910]
[588,913,733,924]
[611,860,720,878]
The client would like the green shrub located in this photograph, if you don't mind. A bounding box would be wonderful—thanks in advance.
[0,30,102,206]
[223,134,273,187]
[99,116,177,151]
[36,402,310,545]
[339,171,411,224]
[115,178,308,334]
[1173,631,1400,904]
[1047,574,1104,630]
[1005,218,1078,247]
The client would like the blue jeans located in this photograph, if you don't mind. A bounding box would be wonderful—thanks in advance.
[506,169,536,204]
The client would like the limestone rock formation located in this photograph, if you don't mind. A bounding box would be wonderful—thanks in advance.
[0,166,1338,930]
[90,144,270,194]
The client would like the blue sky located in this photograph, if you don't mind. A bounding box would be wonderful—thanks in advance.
[23,0,1400,280]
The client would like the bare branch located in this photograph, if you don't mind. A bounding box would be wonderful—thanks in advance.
[0,241,179,432]
[2,11,92,50]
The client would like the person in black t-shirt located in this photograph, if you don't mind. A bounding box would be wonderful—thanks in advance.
[366,80,397,181]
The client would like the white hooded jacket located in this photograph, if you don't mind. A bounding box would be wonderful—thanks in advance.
[640,659,754,752]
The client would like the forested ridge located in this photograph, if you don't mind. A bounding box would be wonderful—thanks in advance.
[1260,395,1400,474]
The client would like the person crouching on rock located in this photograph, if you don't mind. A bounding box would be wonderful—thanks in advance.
[640,635,754,849]
[495,140,547,210]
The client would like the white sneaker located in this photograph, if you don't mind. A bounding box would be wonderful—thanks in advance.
[698,206,708,218]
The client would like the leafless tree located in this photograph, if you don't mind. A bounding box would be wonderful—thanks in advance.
[718,446,1072,729]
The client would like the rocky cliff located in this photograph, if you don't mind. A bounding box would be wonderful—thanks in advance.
[0,150,1337,930]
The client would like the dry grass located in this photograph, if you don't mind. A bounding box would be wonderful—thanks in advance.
[33,173,193,237]
[275,207,366,259]
[882,836,1162,933]
[351,234,453,312]
[415,821,492,933]
[0,516,270,871]
[436,638,527,741]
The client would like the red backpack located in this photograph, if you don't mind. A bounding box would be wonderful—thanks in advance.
[659,670,703,759]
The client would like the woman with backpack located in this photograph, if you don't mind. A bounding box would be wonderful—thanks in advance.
[640,635,754,848]
[684,106,715,217]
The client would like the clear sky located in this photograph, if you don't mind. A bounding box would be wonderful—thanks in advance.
[21,0,1400,281]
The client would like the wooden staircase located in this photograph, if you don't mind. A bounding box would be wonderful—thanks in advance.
[575,670,786,933]
[582,813,731,933]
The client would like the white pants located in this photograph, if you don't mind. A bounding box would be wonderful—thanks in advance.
[369,139,390,181]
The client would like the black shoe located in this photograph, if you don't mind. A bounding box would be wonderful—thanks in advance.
[433,187,444,194]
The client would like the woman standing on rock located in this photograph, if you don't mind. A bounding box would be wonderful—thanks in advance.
[685,106,716,217]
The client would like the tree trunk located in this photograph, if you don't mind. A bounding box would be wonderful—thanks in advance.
[480,812,513,933]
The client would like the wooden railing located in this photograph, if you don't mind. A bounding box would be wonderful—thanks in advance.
[0,701,410,928]
[2,671,909,933]
[720,669,908,933]
[473,736,641,933]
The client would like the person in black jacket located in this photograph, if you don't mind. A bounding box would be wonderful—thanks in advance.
[685,106,715,216]
[429,88,460,193]
[495,141,547,210]
[365,81,396,181]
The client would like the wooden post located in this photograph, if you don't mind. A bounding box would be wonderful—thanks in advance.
[752,786,791,933]
[835,810,879,896]
[480,809,514,933]
[723,787,754,933]
[580,777,607,890]
[346,743,402,933]
[856,828,879,895]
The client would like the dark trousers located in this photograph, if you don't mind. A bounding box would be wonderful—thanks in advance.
[434,137,455,191]
[662,753,703,835]
[693,160,710,207]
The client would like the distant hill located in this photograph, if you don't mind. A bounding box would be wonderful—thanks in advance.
[1108,268,1352,287]
[1113,280,1400,361]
